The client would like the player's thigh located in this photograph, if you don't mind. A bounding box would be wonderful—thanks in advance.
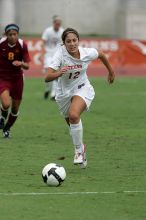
[11,76,24,100]
[0,89,11,108]
[75,84,95,111]
[69,95,87,116]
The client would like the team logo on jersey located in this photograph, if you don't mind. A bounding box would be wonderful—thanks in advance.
[67,65,82,70]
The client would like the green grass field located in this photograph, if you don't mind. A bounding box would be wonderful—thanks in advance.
[0,77,146,220]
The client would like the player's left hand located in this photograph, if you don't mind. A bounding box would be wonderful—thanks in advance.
[108,71,115,84]
[12,60,22,67]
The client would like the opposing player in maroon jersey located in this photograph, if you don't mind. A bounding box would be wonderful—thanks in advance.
[0,24,30,138]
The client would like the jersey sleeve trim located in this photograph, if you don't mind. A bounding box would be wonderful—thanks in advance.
[0,37,7,44]
[18,39,23,48]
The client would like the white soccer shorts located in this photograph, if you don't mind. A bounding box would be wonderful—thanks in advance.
[56,84,95,118]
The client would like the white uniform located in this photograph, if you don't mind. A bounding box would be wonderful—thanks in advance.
[42,26,64,68]
[49,46,99,117]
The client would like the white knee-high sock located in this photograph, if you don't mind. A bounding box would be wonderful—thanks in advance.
[70,120,84,153]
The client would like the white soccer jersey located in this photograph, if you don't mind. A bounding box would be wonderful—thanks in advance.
[42,26,64,56]
[49,46,99,99]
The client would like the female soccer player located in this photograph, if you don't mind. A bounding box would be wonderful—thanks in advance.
[0,24,30,138]
[45,28,115,168]
[41,15,64,100]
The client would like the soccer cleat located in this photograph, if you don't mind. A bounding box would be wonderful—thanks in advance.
[80,144,87,169]
[80,158,87,169]
[0,117,5,129]
[50,96,55,101]
[44,91,50,99]
[73,152,84,165]
[3,129,10,138]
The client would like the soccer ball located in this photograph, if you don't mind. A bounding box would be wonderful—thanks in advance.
[42,163,66,187]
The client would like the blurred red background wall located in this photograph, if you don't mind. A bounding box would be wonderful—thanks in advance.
[24,38,146,77]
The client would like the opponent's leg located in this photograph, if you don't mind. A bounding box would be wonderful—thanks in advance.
[0,90,11,129]
[3,99,21,138]
[68,96,87,165]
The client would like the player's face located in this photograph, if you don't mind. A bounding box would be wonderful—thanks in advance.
[64,33,79,54]
[6,30,18,45]
[53,20,61,31]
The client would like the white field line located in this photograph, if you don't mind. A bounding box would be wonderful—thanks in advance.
[0,191,146,196]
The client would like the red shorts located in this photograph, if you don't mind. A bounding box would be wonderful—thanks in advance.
[0,76,24,100]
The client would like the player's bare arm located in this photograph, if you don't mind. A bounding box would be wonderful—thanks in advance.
[12,60,29,70]
[98,52,115,84]
[45,66,68,82]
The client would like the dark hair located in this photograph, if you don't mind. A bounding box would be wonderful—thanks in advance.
[62,28,79,43]
[5,24,19,33]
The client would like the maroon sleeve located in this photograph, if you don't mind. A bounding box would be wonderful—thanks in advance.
[22,41,31,63]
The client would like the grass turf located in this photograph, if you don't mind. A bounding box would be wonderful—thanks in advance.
[0,77,146,220]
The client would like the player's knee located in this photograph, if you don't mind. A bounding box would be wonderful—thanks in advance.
[2,100,11,110]
[68,111,79,124]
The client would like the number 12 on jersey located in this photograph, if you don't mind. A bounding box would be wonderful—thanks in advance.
[69,71,80,79]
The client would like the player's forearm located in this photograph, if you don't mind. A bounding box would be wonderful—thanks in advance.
[12,60,29,69]
[45,69,61,82]
[45,67,68,82]
[98,53,114,75]
[21,62,29,70]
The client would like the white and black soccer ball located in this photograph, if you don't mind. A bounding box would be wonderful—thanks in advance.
[42,163,66,187]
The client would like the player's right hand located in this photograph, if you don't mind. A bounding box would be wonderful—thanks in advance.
[108,70,115,84]
[12,60,22,66]
[58,66,69,76]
